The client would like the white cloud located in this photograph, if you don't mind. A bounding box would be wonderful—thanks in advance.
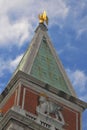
[0,54,23,93]
[66,68,87,101]
[66,69,87,92]
[66,1,87,38]
[65,43,77,51]
[0,0,69,47]
[0,57,9,77]
[80,95,87,102]
[9,54,23,72]
[0,16,33,47]
[0,0,87,47]
[0,54,23,77]
[77,26,87,39]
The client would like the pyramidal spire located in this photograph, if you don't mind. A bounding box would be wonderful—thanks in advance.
[13,23,76,97]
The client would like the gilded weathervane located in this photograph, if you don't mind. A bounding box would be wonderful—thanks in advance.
[38,11,48,25]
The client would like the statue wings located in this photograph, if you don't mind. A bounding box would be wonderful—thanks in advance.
[38,11,48,25]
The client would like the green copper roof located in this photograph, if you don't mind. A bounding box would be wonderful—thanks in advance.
[11,24,76,97]
[13,43,32,76]
[30,37,71,95]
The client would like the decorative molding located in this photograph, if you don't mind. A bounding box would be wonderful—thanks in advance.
[19,77,83,112]
[16,83,21,106]
[0,71,87,111]
[0,107,50,130]
[22,88,26,109]
[14,89,18,106]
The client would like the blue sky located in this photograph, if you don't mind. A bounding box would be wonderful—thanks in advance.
[0,0,87,129]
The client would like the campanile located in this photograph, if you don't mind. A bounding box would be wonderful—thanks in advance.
[0,12,87,130]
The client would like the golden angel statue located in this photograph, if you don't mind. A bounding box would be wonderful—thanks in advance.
[38,11,48,25]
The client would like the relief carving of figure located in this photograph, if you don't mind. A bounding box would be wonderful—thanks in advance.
[36,94,65,125]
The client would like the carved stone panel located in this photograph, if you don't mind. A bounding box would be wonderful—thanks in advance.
[36,94,65,129]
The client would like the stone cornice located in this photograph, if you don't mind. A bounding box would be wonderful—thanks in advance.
[0,107,49,130]
[0,71,87,111]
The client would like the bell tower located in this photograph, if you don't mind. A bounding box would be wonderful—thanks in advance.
[0,12,87,130]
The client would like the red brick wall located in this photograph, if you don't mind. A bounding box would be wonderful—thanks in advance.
[2,84,80,130]
[19,85,39,114]
[2,92,15,114]
[14,87,18,106]
[24,89,38,114]
[19,85,80,130]
[62,107,78,130]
